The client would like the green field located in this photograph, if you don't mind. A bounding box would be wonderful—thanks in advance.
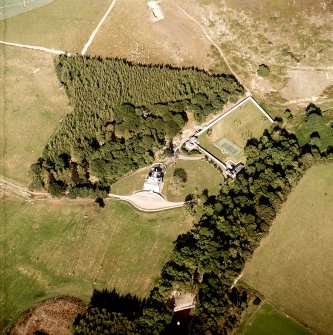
[242,164,333,335]
[198,99,272,163]
[238,304,313,335]
[0,45,72,185]
[0,194,190,332]
[162,159,223,201]
[0,0,111,52]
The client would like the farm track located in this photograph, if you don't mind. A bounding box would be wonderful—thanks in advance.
[0,175,184,211]
[0,175,50,200]
[0,40,66,55]
[174,3,251,94]
[81,0,118,55]
[283,97,333,106]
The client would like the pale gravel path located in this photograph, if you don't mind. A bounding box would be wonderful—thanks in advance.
[0,40,66,55]
[81,0,118,55]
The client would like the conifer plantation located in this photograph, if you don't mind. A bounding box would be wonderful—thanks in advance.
[30,55,243,196]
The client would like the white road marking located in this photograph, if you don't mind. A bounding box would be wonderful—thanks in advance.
[81,0,118,55]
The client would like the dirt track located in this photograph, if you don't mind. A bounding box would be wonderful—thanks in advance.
[0,175,50,200]
[0,40,66,55]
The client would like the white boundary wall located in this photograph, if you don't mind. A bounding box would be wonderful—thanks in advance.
[195,96,274,137]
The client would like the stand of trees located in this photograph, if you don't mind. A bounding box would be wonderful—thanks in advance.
[30,55,243,196]
[72,126,332,334]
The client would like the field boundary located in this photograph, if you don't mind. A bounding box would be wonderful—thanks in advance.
[81,0,118,55]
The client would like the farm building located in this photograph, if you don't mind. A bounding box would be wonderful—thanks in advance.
[143,163,166,193]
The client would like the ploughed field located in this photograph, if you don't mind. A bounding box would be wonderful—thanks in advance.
[0,194,190,332]
[242,164,333,335]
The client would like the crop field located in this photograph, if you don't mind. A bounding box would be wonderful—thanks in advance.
[198,99,272,163]
[238,303,313,335]
[0,193,190,331]
[242,164,333,335]
[0,0,111,52]
[162,159,223,202]
[0,45,71,185]
[88,0,225,70]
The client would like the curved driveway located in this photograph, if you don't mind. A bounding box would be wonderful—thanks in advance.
[109,191,184,212]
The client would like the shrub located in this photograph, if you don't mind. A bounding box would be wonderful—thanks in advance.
[257,64,270,77]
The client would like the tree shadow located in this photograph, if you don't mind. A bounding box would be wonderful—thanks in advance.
[89,288,146,320]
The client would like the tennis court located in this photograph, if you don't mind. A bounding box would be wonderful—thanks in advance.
[214,137,242,157]
[0,0,54,20]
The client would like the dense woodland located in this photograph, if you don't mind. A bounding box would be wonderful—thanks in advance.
[30,56,243,196]
[72,126,333,334]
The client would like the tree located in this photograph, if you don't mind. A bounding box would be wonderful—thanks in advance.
[48,182,64,198]
[173,168,187,183]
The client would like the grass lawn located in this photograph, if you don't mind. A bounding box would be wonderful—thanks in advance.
[0,0,111,52]
[0,194,190,332]
[242,164,333,335]
[0,45,72,185]
[162,159,223,202]
[110,167,150,195]
[238,304,313,335]
[198,99,272,163]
